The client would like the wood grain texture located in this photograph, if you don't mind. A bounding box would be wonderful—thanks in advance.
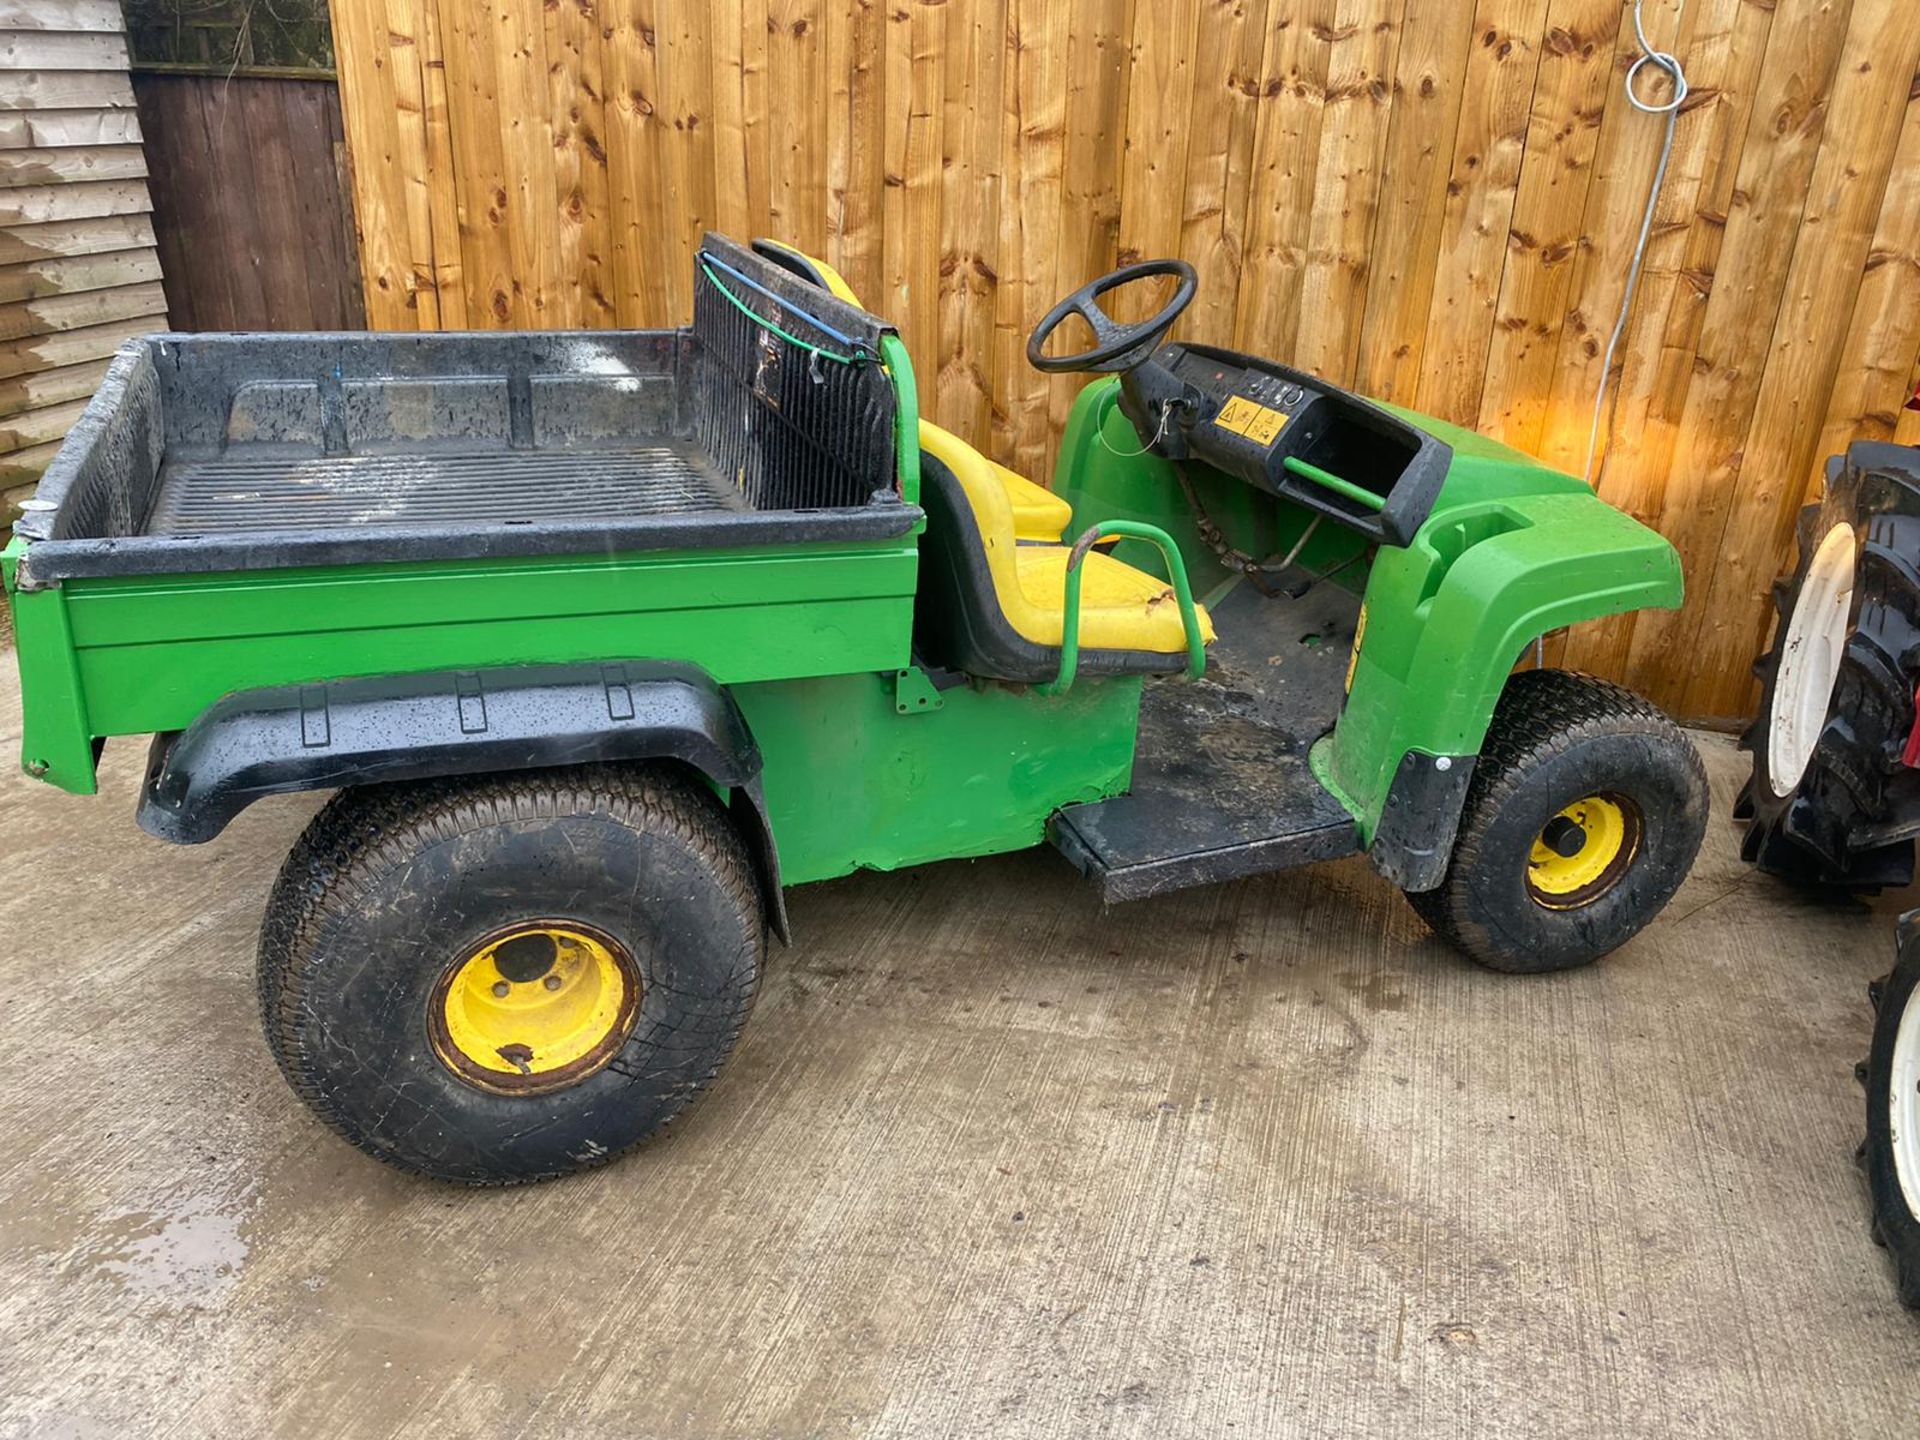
[330,0,1920,723]
[0,8,163,467]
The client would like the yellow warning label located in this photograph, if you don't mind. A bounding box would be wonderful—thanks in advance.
[1345,604,1367,694]
[1212,395,1290,446]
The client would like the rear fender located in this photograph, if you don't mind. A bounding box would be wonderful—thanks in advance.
[137,659,790,941]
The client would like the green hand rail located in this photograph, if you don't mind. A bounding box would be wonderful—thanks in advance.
[1039,520,1207,695]
[1282,456,1385,512]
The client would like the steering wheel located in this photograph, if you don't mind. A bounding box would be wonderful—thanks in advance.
[1025,259,1198,374]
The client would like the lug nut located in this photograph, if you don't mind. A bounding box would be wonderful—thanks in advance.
[543,975,563,992]
[492,981,511,998]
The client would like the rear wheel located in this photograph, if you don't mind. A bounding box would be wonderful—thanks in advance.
[1865,914,1920,1308]
[1408,669,1708,973]
[257,764,764,1185]
[1736,441,1920,889]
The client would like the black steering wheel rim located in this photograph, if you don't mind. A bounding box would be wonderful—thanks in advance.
[1025,258,1198,375]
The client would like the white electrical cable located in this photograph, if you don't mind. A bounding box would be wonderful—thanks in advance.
[1582,0,1690,487]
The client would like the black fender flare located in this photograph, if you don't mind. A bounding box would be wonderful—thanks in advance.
[137,660,789,942]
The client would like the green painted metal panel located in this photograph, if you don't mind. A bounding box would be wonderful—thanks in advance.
[9,535,921,789]
[2,544,98,795]
[1322,491,1682,838]
[734,669,1142,885]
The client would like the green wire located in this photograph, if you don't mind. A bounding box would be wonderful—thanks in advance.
[698,259,868,366]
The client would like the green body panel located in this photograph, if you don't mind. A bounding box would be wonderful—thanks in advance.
[1317,492,1680,838]
[733,669,1142,884]
[1049,378,1683,841]
[1,542,96,792]
[1049,383,1367,601]
[8,537,920,794]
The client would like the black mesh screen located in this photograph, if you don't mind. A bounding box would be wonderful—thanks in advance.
[690,235,899,512]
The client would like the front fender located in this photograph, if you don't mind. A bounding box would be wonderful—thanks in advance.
[1319,490,1682,870]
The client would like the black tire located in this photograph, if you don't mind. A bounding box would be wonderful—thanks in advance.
[257,764,765,1185]
[1864,911,1920,1308]
[1407,669,1708,973]
[1736,441,1920,890]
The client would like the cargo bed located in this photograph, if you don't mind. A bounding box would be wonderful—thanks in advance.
[2,234,927,793]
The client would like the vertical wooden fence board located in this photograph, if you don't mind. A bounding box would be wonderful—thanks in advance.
[992,0,1069,478]
[1414,0,1552,425]
[1805,67,1920,476]
[1685,0,1920,719]
[1292,0,1403,386]
[543,0,616,328]
[1174,0,1268,355]
[885,0,945,410]
[1354,0,1476,405]
[654,0,719,325]
[1474,0,1617,453]
[326,0,1920,722]
[1234,0,1335,357]
[1620,0,1857,703]
[602,0,671,327]
[1049,0,1130,454]
[934,0,1003,439]
[1550,0,1735,678]
[768,0,829,259]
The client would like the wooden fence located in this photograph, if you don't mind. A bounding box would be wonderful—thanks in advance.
[134,71,364,332]
[332,0,1920,724]
[0,0,167,505]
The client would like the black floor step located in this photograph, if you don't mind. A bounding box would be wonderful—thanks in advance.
[1049,578,1363,903]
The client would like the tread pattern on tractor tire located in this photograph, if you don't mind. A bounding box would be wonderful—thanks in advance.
[1865,915,1920,1308]
[1408,667,1705,969]
[256,763,764,1187]
[1737,440,1920,890]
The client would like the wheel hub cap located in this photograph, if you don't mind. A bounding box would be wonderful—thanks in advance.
[1527,794,1640,908]
[1768,521,1857,797]
[430,922,640,1095]
[1893,984,1920,1221]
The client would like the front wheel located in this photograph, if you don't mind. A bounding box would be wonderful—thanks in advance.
[1407,669,1708,973]
[257,764,765,1185]
[1865,913,1920,1308]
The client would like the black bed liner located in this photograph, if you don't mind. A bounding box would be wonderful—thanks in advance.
[12,234,921,589]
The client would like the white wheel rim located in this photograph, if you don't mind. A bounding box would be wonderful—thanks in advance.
[1767,521,1856,797]
[1893,984,1920,1220]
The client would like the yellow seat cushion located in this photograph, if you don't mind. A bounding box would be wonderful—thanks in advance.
[1012,546,1217,651]
[921,422,1072,542]
[989,458,1074,542]
[918,423,1213,657]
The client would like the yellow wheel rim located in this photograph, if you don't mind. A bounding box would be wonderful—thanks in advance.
[429,922,640,1095]
[1526,794,1641,909]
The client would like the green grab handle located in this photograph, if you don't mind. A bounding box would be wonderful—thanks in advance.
[1039,519,1207,696]
[1282,456,1385,512]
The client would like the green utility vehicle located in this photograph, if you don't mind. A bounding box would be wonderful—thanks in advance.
[2,235,1707,1183]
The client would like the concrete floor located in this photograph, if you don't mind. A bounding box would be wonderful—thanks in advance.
[0,658,1914,1439]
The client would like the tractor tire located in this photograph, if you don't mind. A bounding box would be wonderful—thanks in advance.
[1735,441,1920,890]
[257,764,765,1185]
[1407,669,1708,973]
[1864,910,1920,1309]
